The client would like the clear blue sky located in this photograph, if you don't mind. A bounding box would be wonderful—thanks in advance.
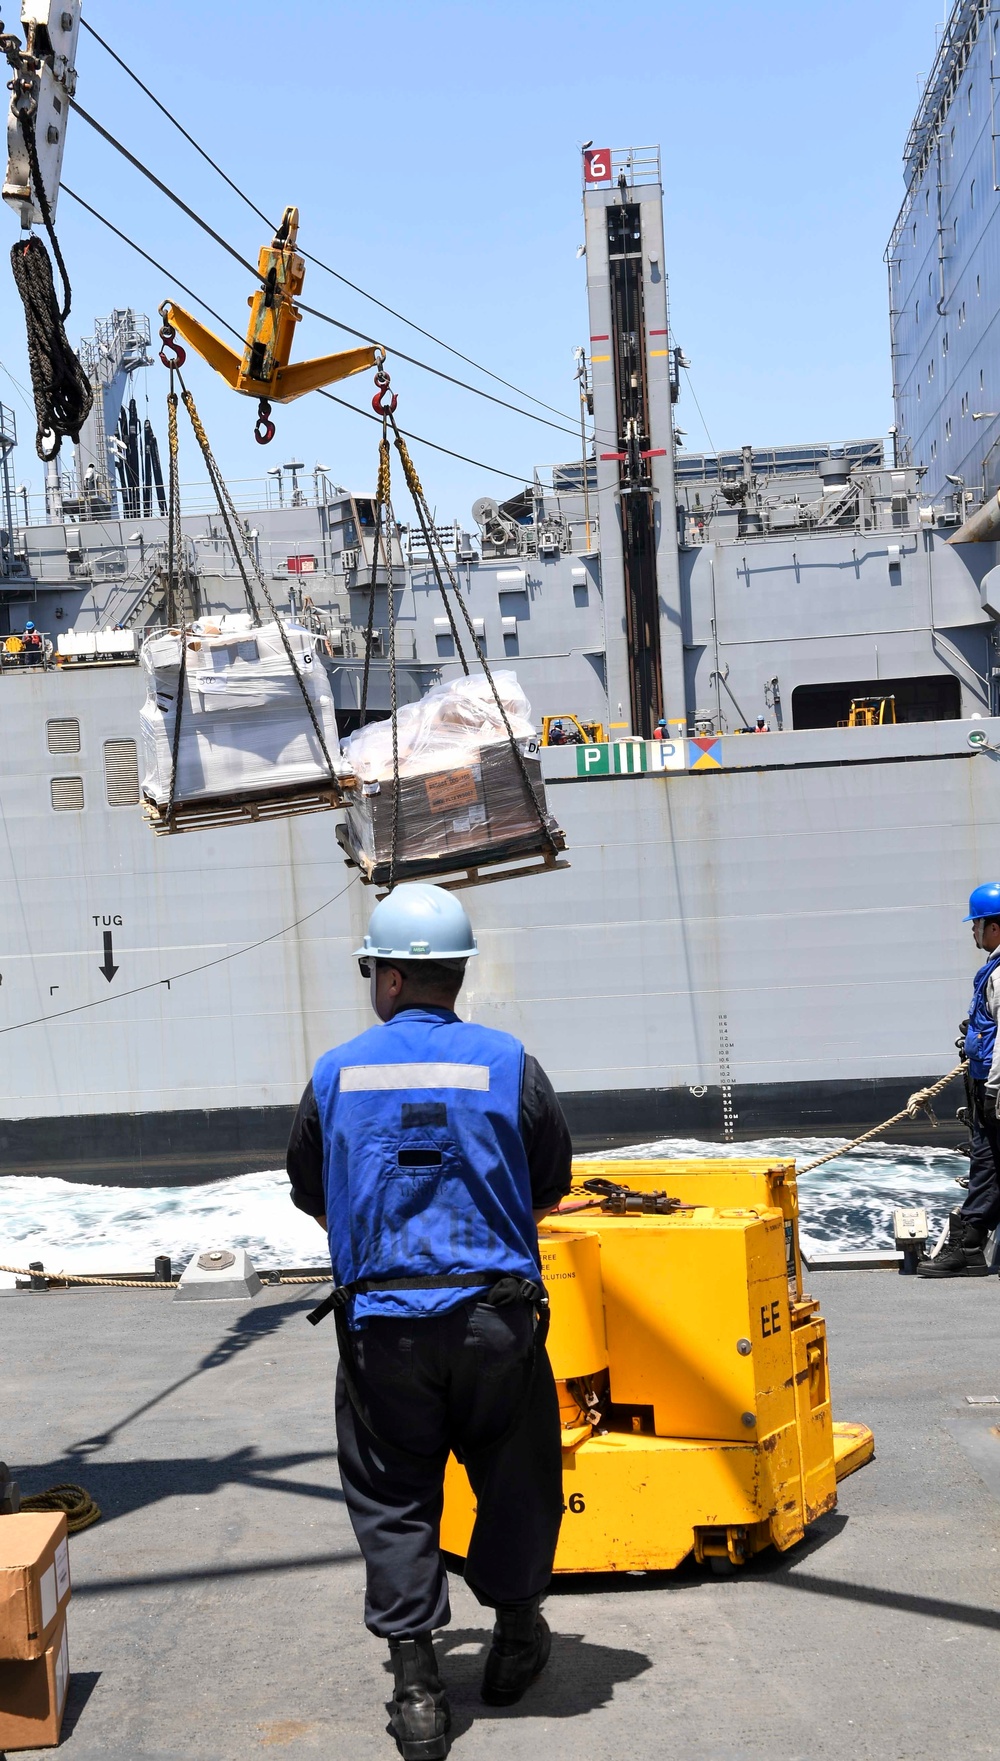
[0,0,946,521]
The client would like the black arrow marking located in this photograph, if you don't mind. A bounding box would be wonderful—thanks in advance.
[99,930,119,983]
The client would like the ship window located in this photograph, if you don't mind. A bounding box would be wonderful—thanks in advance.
[962,393,969,416]
[791,676,961,729]
[959,302,966,326]
[103,739,140,807]
[942,332,949,356]
[931,440,938,460]
[946,417,952,440]
[46,717,79,754]
[50,776,84,811]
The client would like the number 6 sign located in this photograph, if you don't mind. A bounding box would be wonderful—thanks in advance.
[584,147,611,184]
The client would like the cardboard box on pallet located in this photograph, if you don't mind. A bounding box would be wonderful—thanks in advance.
[0,1513,71,1661]
[340,738,565,882]
[0,1613,70,1750]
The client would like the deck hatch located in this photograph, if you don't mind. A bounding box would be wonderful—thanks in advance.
[103,738,140,807]
[46,718,80,755]
[50,776,84,810]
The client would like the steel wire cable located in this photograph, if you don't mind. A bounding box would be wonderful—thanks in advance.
[66,98,602,448]
[76,74,594,453]
[78,15,592,434]
[60,187,538,485]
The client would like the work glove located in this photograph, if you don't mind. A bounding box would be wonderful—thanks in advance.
[956,1018,970,1057]
[985,1092,998,1124]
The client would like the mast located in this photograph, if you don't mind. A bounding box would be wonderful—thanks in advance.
[582,145,685,737]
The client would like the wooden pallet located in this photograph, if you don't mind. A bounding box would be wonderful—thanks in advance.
[144,780,349,835]
[335,821,569,891]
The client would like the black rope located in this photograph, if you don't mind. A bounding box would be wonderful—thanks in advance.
[17,106,72,319]
[10,235,93,461]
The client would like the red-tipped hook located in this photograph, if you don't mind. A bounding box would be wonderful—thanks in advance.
[158,323,186,370]
[372,362,397,416]
[254,398,275,445]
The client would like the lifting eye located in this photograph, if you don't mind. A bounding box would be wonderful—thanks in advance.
[397,1148,443,1169]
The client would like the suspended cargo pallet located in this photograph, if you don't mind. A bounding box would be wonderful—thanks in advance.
[337,677,567,888]
[139,618,349,831]
[144,775,352,836]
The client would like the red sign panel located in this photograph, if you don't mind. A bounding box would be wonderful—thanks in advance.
[583,147,611,184]
[286,555,317,574]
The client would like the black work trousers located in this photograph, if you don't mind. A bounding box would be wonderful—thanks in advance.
[334,1297,564,1638]
[961,1082,1000,1237]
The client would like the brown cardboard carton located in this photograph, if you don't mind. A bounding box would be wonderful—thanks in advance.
[0,1513,71,1660]
[0,1613,70,1749]
[340,739,565,883]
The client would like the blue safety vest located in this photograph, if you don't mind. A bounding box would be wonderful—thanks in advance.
[965,951,1000,1078]
[311,1006,540,1325]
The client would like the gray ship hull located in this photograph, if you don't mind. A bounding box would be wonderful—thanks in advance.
[0,662,988,1182]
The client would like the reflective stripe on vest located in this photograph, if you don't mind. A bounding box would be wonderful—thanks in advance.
[312,1008,539,1325]
[965,951,1000,1080]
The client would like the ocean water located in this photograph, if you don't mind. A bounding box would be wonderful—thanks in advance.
[0,1135,970,1281]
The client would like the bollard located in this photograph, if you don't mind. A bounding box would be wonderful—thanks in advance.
[154,1255,172,1282]
[28,1261,48,1292]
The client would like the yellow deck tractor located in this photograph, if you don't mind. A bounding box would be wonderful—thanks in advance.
[441,1159,873,1574]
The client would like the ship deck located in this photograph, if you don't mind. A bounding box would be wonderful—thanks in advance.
[6,1270,1000,1760]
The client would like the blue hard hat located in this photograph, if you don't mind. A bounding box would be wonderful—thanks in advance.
[354,882,479,961]
[656,718,667,727]
[964,882,1000,920]
[24,621,34,631]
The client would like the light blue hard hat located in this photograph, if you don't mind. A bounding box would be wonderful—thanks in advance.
[964,882,1000,921]
[354,882,479,961]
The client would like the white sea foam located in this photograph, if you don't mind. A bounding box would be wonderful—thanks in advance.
[0,1135,970,1278]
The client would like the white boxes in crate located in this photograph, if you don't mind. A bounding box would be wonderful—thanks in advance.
[139,619,343,806]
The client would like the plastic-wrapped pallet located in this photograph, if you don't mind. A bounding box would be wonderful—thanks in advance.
[338,672,565,883]
[140,617,345,807]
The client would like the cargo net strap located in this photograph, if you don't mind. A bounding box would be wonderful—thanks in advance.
[161,375,340,805]
[359,394,558,889]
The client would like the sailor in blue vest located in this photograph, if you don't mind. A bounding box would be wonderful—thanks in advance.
[286,883,571,1760]
[918,882,1000,1278]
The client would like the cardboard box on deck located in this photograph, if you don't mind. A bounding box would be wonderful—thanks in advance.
[0,1612,70,1749]
[0,1513,71,1660]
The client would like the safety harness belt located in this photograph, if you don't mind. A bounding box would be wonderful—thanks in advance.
[307,1272,550,1457]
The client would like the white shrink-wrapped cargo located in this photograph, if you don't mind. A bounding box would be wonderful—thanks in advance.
[340,671,537,781]
[140,620,345,807]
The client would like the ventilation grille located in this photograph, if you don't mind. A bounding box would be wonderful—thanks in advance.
[46,718,80,754]
[51,776,84,811]
[104,738,140,807]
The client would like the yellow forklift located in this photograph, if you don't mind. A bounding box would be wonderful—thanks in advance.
[541,714,607,746]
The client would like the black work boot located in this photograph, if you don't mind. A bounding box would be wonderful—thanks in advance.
[480,1597,551,1706]
[916,1210,990,1278]
[387,1635,451,1760]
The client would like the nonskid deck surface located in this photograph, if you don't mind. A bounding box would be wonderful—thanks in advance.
[5,1274,1000,1759]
